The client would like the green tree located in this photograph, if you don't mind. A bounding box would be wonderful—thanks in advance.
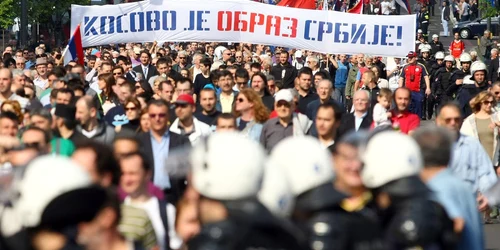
[0,0,15,29]
[479,0,498,18]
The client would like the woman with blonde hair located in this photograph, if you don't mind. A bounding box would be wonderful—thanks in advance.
[233,88,270,141]
[460,90,500,223]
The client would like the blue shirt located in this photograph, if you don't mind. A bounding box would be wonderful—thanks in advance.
[354,112,368,131]
[427,169,485,250]
[450,134,498,194]
[334,60,348,87]
[151,131,171,189]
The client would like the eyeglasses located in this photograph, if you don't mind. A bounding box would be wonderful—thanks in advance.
[483,100,494,105]
[179,57,186,59]
[175,103,189,108]
[276,101,291,108]
[113,72,122,75]
[149,113,167,118]
[443,117,461,124]
[237,98,245,103]
[125,106,137,111]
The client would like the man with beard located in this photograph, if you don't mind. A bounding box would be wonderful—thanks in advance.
[194,88,221,130]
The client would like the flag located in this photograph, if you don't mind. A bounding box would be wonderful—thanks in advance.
[347,0,363,13]
[277,0,316,9]
[394,0,411,13]
[63,24,84,66]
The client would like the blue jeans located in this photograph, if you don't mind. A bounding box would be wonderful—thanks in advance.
[409,90,424,118]
[334,86,345,106]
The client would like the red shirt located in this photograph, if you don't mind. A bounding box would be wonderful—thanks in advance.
[390,110,420,134]
[269,109,300,118]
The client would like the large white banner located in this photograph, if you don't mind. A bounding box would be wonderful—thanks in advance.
[71,0,416,56]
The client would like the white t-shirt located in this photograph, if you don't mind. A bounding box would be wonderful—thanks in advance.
[124,197,181,250]
[373,103,391,127]
[81,127,98,138]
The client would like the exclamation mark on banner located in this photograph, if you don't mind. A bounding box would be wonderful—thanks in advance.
[396,26,402,46]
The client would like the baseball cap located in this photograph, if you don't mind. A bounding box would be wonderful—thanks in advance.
[175,94,195,105]
[294,50,303,58]
[407,51,418,58]
[274,89,293,103]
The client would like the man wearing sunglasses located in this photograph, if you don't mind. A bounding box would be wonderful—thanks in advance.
[170,94,211,146]
[435,102,497,218]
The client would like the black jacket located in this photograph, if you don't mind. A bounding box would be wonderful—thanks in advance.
[138,131,191,204]
[271,63,298,89]
[132,64,159,82]
[294,183,386,250]
[188,200,307,250]
[488,57,499,83]
[337,112,373,140]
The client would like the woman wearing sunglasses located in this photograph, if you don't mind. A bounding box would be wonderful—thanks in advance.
[115,97,142,133]
[461,90,500,223]
[233,88,270,142]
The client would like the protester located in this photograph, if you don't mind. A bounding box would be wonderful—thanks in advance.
[233,88,270,141]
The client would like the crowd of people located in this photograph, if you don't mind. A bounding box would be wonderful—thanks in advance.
[0,8,499,247]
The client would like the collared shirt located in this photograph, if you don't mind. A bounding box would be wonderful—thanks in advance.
[219,92,234,113]
[150,131,171,189]
[427,169,485,250]
[142,65,148,77]
[449,134,498,194]
[34,77,48,90]
[260,117,294,151]
[354,112,368,131]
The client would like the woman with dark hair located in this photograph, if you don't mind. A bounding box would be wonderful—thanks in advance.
[250,72,275,111]
[135,79,154,102]
[115,97,142,133]
[4,58,15,69]
[97,73,120,114]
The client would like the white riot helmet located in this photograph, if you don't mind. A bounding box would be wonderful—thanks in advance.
[470,61,487,80]
[268,136,334,196]
[361,131,423,189]
[420,47,430,53]
[190,133,266,200]
[1,156,98,239]
[444,55,455,62]
[258,160,294,218]
[459,53,472,63]
[435,51,445,60]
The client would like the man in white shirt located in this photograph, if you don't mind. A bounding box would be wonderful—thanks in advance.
[120,152,181,250]
[0,68,28,110]
[33,58,48,90]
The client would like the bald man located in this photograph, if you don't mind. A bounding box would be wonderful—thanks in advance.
[75,95,116,144]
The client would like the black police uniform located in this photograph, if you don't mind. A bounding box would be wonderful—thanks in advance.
[375,176,457,250]
[293,183,386,250]
[433,66,456,105]
[187,199,307,250]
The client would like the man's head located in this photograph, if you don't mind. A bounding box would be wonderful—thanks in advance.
[156,58,170,76]
[147,99,170,134]
[15,57,25,70]
[0,111,18,137]
[316,103,342,138]
[176,78,193,96]
[0,68,13,95]
[199,88,216,113]
[362,71,376,86]
[307,56,319,70]
[251,72,267,94]
[54,104,77,131]
[21,126,50,154]
[412,126,454,168]
[406,51,418,65]
[317,79,333,102]
[436,102,462,133]
[222,49,232,62]
[35,58,48,77]
[120,152,151,196]
[113,132,140,159]
[11,69,26,92]
[215,113,237,132]
[159,80,175,102]
[30,108,53,131]
[139,51,151,66]
[274,89,294,120]
[175,94,196,123]
[218,70,234,93]
[297,68,313,92]
[352,90,369,113]
[491,82,500,102]
[394,87,411,112]
[329,132,365,192]
[200,58,212,74]
[76,96,98,127]
[279,51,289,65]
[55,88,74,105]
[72,140,120,187]
[235,68,249,90]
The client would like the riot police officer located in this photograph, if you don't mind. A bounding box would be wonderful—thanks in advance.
[187,133,306,250]
[361,131,457,250]
[265,136,385,250]
[450,61,489,118]
[433,55,457,105]
[446,53,472,98]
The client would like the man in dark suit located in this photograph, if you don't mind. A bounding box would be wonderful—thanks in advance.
[138,99,191,205]
[488,51,499,84]
[337,90,373,139]
[132,50,159,83]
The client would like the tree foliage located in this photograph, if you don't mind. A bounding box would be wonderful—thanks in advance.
[0,0,15,29]
[479,0,499,18]
[12,0,90,24]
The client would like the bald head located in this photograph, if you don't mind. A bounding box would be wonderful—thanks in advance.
[77,95,96,109]
[353,89,369,100]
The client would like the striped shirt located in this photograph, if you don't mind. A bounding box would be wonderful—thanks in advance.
[118,205,158,250]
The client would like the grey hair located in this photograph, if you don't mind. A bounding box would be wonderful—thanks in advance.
[307,56,319,63]
[192,53,204,64]
[30,108,53,123]
[412,126,455,167]
[491,48,498,55]
[12,69,24,78]
[289,88,299,100]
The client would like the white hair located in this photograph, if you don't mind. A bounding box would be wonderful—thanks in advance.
[491,48,498,55]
